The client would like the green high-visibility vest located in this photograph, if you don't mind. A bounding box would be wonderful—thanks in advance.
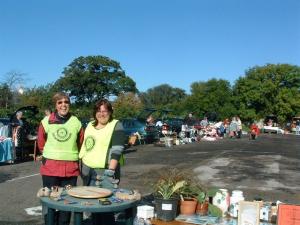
[42,115,82,161]
[79,119,124,168]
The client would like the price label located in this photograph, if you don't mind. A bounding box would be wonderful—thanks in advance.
[162,203,172,210]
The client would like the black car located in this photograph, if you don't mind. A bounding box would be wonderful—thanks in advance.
[162,117,184,133]
[120,108,159,144]
[0,118,10,126]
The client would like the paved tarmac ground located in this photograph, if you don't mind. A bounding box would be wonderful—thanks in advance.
[0,134,299,224]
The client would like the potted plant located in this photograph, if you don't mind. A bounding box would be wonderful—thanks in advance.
[152,168,186,221]
[195,188,209,216]
[179,181,199,215]
[181,183,223,217]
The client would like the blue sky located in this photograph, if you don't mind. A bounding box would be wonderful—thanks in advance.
[0,0,299,94]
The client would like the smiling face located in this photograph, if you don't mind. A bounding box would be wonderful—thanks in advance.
[96,104,111,126]
[55,97,70,117]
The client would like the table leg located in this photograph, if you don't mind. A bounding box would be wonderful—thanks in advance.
[74,212,83,225]
[124,207,135,225]
[33,140,37,161]
[47,208,55,225]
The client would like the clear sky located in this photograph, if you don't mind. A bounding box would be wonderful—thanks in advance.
[0,0,299,93]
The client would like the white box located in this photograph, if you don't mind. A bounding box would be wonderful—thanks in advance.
[137,205,154,219]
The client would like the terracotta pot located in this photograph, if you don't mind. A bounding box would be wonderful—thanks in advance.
[180,198,197,215]
[196,201,209,216]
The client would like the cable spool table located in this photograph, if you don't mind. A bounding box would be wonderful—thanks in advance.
[40,187,139,225]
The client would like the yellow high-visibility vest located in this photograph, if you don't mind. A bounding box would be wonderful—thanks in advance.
[79,119,124,168]
[42,116,82,161]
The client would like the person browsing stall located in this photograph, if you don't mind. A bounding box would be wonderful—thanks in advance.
[11,111,25,160]
[250,122,260,139]
[37,92,84,225]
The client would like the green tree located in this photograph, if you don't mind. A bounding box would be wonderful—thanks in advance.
[184,79,235,120]
[113,92,144,119]
[0,83,13,110]
[233,64,300,123]
[2,70,26,91]
[140,84,186,109]
[54,56,137,104]
[18,84,55,110]
[1,70,27,109]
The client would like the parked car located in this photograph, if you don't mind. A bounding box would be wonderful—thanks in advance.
[120,108,159,144]
[0,118,10,126]
[162,117,184,134]
[155,109,185,135]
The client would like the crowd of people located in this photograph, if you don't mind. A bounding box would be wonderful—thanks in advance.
[185,116,247,142]
[146,113,261,143]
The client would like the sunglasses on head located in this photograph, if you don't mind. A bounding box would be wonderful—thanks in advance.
[57,100,70,105]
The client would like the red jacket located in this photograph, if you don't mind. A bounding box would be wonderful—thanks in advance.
[38,112,84,177]
[250,124,260,135]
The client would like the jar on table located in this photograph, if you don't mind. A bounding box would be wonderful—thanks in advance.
[270,202,277,223]
[260,203,271,222]
[229,190,245,218]
[212,188,230,217]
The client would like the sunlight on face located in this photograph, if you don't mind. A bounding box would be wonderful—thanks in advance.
[55,98,70,116]
[96,105,111,125]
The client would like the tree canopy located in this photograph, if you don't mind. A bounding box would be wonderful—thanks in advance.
[54,56,138,104]
[233,64,300,123]
[184,79,235,120]
[3,60,300,125]
[140,84,186,108]
[113,92,144,119]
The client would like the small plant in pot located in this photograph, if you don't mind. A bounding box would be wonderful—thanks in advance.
[195,189,209,216]
[152,168,186,221]
[179,180,202,215]
[180,182,223,217]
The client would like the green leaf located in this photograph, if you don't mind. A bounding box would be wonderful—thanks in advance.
[208,203,223,217]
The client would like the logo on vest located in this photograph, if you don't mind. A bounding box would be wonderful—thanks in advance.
[52,128,72,142]
[85,136,95,151]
